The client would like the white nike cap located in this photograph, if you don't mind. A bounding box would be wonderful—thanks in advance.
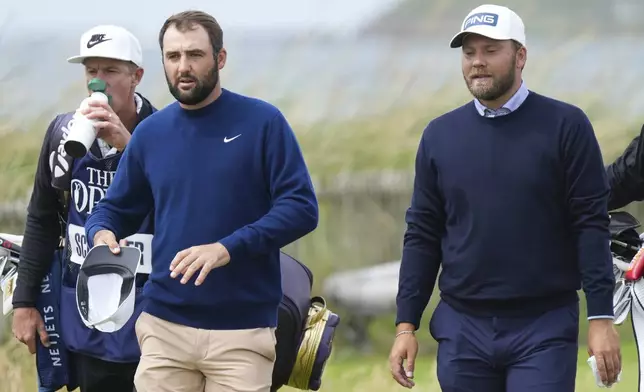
[449,4,526,48]
[67,25,143,67]
[76,245,142,333]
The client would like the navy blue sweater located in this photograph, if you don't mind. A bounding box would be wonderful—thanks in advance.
[396,92,615,328]
[85,89,319,330]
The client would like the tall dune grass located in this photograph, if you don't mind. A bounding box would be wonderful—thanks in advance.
[1,82,642,203]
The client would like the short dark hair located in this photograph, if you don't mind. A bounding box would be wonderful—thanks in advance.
[158,10,223,56]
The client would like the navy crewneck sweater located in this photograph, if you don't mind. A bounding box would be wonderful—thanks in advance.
[86,89,319,330]
[396,92,615,327]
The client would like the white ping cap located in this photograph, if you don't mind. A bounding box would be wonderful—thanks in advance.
[76,245,142,333]
[449,4,526,48]
[67,25,143,67]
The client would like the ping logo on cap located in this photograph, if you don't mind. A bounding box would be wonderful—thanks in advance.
[463,13,499,30]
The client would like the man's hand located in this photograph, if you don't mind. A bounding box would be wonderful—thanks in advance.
[389,323,418,388]
[12,307,50,354]
[93,229,125,254]
[169,243,230,286]
[81,100,131,151]
[588,318,621,386]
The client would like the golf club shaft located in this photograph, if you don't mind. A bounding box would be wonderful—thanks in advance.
[611,239,641,252]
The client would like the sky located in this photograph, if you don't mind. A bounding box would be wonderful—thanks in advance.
[2,0,403,39]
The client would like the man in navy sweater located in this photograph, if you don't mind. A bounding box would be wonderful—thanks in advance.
[389,4,620,391]
[84,10,319,392]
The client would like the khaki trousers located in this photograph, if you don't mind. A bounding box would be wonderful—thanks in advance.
[134,311,276,392]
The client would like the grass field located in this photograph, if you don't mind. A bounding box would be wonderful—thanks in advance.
[0,336,640,392]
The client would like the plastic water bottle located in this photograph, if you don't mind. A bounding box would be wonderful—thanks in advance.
[64,78,112,158]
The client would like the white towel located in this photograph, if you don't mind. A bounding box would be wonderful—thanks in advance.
[587,355,622,388]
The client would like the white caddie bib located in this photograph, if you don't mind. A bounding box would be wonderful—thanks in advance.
[68,223,152,274]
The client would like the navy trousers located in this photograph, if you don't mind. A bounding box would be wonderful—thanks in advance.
[429,300,579,392]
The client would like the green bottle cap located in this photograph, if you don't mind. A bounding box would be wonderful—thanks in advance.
[87,78,112,106]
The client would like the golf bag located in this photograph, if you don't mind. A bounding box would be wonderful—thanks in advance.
[609,211,644,391]
[273,252,340,391]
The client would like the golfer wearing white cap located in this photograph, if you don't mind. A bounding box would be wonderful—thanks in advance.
[12,24,157,392]
[389,4,621,391]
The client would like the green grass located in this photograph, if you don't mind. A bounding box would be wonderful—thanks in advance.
[0,337,640,391]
